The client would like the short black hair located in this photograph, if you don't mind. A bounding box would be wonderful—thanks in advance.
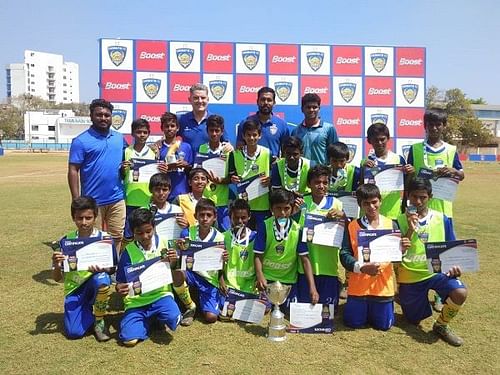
[229,198,251,215]
[241,119,261,135]
[367,123,390,140]
[269,188,294,207]
[281,136,303,154]
[257,86,276,101]
[71,196,98,218]
[407,177,432,195]
[131,118,150,134]
[160,112,178,128]
[327,142,350,160]
[188,167,209,182]
[356,184,381,206]
[424,108,447,127]
[195,198,217,216]
[206,114,225,131]
[89,99,113,114]
[307,164,331,184]
[130,208,155,231]
[301,93,321,107]
[149,173,171,192]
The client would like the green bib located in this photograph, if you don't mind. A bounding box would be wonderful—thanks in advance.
[276,157,311,195]
[328,163,356,194]
[198,143,230,207]
[124,145,156,207]
[223,229,257,294]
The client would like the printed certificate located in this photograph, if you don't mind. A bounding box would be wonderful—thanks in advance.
[60,237,116,272]
[130,158,159,183]
[125,257,173,295]
[425,239,479,273]
[331,192,359,219]
[195,153,226,178]
[430,177,459,202]
[180,240,225,272]
[155,213,183,239]
[221,288,266,324]
[288,303,334,334]
[301,213,345,248]
[237,173,268,201]
[357,229,402,264]
[364,164,404,192]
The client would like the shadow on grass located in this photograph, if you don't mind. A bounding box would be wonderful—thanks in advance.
[30,312,64,336]
[394,313,439,344]
[237,321,267,337]
[32,269,60,287]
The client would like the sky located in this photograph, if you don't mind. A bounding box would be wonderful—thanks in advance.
[1,0,499,104]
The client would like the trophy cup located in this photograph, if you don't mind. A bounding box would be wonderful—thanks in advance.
[265,281,292,342]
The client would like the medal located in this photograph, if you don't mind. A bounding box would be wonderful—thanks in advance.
[242,146,260,178]
[283,158,302,192]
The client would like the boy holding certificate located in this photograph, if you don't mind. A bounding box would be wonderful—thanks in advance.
[52,197,113,342]
[115,208,181,347]
[327,142,361,195]
[254,189,319,305]
[340,184,410,330]
[397,178,467,346]
[174,168,210,227]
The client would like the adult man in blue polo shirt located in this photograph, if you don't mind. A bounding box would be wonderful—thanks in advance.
[68,99,127,251]
[236,87,290,161]
[292,93,338,165]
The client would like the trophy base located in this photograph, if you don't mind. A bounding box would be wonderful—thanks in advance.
[266,334,287,342]
[267,325,287,342]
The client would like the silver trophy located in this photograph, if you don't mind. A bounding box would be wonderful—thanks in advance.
[265,281,292,342]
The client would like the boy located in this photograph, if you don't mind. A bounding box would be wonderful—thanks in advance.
[254,189,319,305]
[296,165,344,309]
[180,198,228,324]
[174,168,210,227]
[397,178,467,346]
[361,122,414,220]
[122,118,157,241]
[228,119,272,229]
[115,208,181,347]
[340,184,409,330]
[157,112,193,203]
[52,196,113,342]
[327,142,361,195]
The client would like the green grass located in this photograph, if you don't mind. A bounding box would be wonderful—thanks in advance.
[1,152,499,374]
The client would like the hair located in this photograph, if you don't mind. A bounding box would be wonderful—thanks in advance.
[130,208,155,231]
[195,198,217,216]
[269,188,295,207]
[131,118,150,134]
[281,136,303,154]
[149,173,171,192]
[301,93,321,107]
[367,122,390,140]
[229,198,251,215]
[257,86,276,101]
[160,112,178,128]
[356,184,381,205]
[89,98,113,114]
[206,114,224,131]
[407,177,433,195]
[188,167,209,182]
[189,83,208,95]
[71,196,98,218]
[327,142,350,160]
[424,108,447,126]
[307,164,331,184]
[241,119,261,135]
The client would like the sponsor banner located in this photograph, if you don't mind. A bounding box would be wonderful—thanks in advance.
[100,70,134,102]
[300,45,330,75]
[396,47,425,77]
[333,107,363,137]
[364,107,395,137]
[339,137,363,166]
[396,77,425,107]
[300,76,331,105]
[396,108,425,138]
[102,39,134,70]
[203,74,234,104]
[268,44,299,75]
[136,72,167,103]
[268,75,299,106]
[169,73,201,103]
[395,138,422,161]
[235,75,266,104]
[333,76,363,107]
[332,45,363,75]
[236,43,266,74]
[110,102,134,134]
[364,46,394,76]
[135,40,168,71]
[364,77,394,107]
[169,104,192,117]
[135,103,168,134]
[202,42,234,73]
[169,41,201,72]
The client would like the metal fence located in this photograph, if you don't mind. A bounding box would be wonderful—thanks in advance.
[0,140,70,151]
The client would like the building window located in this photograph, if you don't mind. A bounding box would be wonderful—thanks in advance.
[32,125,39,131]
[30,64,35,67]
[30,74,34,78]
[63,97,68,101]
[32,136,40,140]
[31,89,35,92]
[63,75,67,79]
[49,137,56,140]
[48,126,56,131]
[63,83,67,87]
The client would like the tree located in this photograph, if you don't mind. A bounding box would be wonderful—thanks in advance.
[0,105,23,139]
[469,97,487,105]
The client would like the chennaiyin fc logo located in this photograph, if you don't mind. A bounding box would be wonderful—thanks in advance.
[274,81,292,102]
[307,51,324,71]
[242,50,260,70]
[209,80,227,101]
[142,78,161,99]
[402,83,419,104]
[371,113,389,125]
[108,46,127,67]
[176,48,194,69]
[370,53,388,73]
[347,144,357,163]
[339,82,356,103]
[111,109,127,130]
[239,249,249,261]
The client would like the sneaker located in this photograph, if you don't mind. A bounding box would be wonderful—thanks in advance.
[180,307,196,326]
[433,323,463,347]
[433,295,444,312]
[339,286,348,300]
[94,320,111,342]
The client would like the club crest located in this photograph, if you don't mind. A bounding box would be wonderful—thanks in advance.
[371,113,389,125]
[176,48,194,69]
[108,46,127,67]
[402,83,419,104]
[307,51,324,71]
[242,50,260,70]
[142,78,161,99]
[209,80,227,101]
[339,82,356,103]
[370,53,388,73]
[239,249,249,261]
[111,109,127,130]
[347,144,357,163]
[275,244,285,255]
[274,81,292,102]
[401,145,411,161]
[269,124,278,135]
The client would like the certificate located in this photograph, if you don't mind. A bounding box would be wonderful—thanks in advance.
[301,213,345,248]
[430,177,459,202]
[288,303,334,334]
[130,158,159,183]
[221,288,266,324]
[357,229,402,264]
[155,213,183,239]
[364,164,404,192]
[195,153,226,178]
[60,237,116,272]
[125,257,173,296]
[236,173,269,201]
[331,192,359,219]
[180,240,225,272]
[425,239,479,273]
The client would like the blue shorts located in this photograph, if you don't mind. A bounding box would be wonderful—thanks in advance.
[119,295,181,342]
[64,272,111,339]
[186,271,225,315]
[124,205,140,240]
[296,274,340,309]
[399,273,466,324]
[343,298,394,331]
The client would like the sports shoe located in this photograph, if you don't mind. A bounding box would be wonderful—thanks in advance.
[180,307,196,326]
[433,295,444,312]
[339,285,348,300]
[94,319,111,342]
[433,323,463,347]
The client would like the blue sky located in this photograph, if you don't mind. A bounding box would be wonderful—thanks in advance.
[1,0,498,103]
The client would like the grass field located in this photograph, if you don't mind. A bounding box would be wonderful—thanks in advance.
[0,152,499,374]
